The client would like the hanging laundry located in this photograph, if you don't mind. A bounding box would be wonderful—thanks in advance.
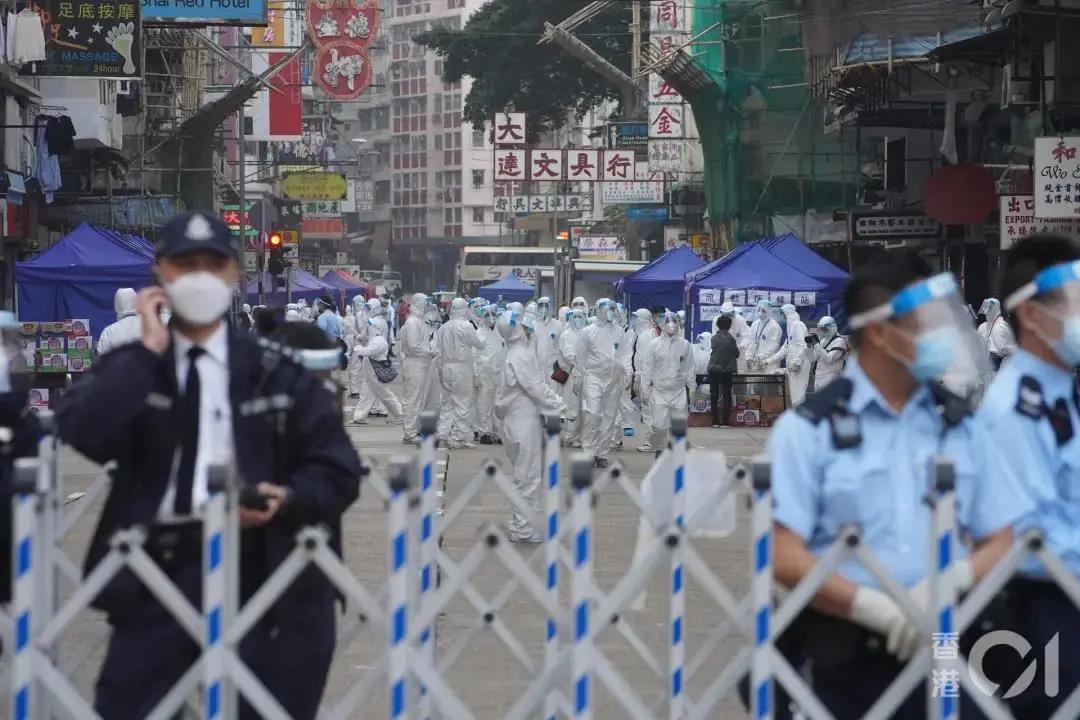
[10,8,45,66]
[44,115,76,156]
[33,120,61,204]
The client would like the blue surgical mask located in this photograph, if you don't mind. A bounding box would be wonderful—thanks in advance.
[907,328,955,381]
[1053,317,1080,366]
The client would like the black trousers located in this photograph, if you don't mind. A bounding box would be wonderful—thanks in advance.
[94,556,335,720]
[709,371,733,425]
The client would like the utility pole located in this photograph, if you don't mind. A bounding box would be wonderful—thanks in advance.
[631,0,642,82]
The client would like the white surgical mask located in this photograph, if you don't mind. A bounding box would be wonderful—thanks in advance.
[164,271,233,325]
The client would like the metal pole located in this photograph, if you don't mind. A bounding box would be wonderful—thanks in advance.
[669,414,687,720]
[388,457,413,720]
[631,0,642,85]
[12,457,40,720]
[928,456,958,720]
[571,454,594,720]
[750,456,774,720]
[202,465,237,719]
[542,413,562,720]
[417,412,438,720]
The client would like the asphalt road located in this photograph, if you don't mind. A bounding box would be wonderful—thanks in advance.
[27,400,770,719]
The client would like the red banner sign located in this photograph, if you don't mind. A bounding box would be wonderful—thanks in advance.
[314,41,372,100]
[306,0,380,51]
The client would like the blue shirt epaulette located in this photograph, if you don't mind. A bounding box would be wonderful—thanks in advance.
[927,382,973,429]
[1015,375,1047,420]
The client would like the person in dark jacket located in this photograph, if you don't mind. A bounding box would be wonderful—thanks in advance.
[57,212,361,720]
[709,316,740,426]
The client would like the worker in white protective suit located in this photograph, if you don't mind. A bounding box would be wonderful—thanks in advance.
[769,304,810,406]
[614,303,638,444]
[298,298,313,323]
[630,308,660,453]
[351,317,404,424]
[97,288,141,354]
[473,303,505,445]
[557,309,586,447]
[807,315,848,392]
[640,311,696,451]
[399,292,439,444]
[717,302,751,372]
[746,300,783,373]
[285,308,301,322]
[693,332,713,376]
[534,297,562,390]
[976,297,1016,370]
[365,297,390,416]
[495,309,566,542]
[435,297,484,448]
[347,297,371,399]
[575,298,632,467]
[571,296,589,317]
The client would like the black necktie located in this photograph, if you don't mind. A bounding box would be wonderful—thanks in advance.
[174,346,205,515]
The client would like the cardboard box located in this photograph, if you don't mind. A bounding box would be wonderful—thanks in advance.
[41,322,70,335]
[68,319,91,337]
[67,355,93,373]
[67,336,93,352]
[735,408,762,427]
[19,322,39,336]
[689,397,710,414]
[761,396,786,415]
[38,350,68,373]
[20,349,37,369]
[27,388,49,413]
[37,337,66,351]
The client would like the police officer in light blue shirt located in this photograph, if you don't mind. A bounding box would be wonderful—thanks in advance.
[768,251,1031,719]
[976,233,1080,717]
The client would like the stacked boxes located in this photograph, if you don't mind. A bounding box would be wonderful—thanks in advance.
[67,320,92,372]
[19,319,93,372]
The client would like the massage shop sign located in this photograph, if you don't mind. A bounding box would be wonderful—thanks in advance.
[24,1,141,78]
[1034,137,1080,219]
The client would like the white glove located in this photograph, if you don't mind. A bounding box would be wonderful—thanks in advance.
[848,586,920,661]
[908,559,974,610]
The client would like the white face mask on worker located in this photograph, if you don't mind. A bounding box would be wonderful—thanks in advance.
[165,271,233,325]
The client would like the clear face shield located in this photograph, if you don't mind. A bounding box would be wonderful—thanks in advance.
[569,310,586,331]
[537,298,551,320]
[596,300,616,323]
[1005,260,1080,366]
[850,272,990,387]
[661,311,680,336]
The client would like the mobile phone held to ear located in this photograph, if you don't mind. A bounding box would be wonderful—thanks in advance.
[239,486,270,511]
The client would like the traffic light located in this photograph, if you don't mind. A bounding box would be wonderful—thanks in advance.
[268,232,285,275]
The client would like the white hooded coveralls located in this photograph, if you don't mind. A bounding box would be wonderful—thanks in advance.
[557,313,585,444]
[495,313,566,541]
[632,310,659,432]
[575,301,632,462]
[97,288,141,355]
[434,298,484,445]
[747,309,783,373]
[770,306,810,406]
[351,318,404,422]
[812,330,848,390]
[472,306,505,438]
[641,318,695,448]
[399,294,438,441]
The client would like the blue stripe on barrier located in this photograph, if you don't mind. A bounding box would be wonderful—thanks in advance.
[672,668,683,697]
[938,533,951,571]
[393,606,406,644]
[575,601,588,640]
[423,464,432,491]
[755,534,768,573]
[391,679,405,718]
[756,680,770,719]
[575,676,588,713]
[207,681,220,719]
[756,607,769,646]
[16,537,29,577]
[547,564,556,589]
[207,607,221,645]
[575,528,588,567]
[208,533,221,573]
[672,617,682,645]
[943,695,955,717]
[939,606,952,635]
[15,611,29,651]
[420,628,431,644]
[674,466,684,494]
[547,619,556,641]
[393,532,406,571]
[14,686,27,720]
[548,462,557,489]
[421,514,432,542]
[548,512,557,540]
[420,565,431,592]
[672,565,683,594]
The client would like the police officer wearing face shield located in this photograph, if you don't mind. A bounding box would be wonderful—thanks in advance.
[57,213,361,720]
[977,234,1080,717]
[766,251,1031,719]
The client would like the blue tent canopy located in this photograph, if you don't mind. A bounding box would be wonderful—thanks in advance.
[479,275,535,303]
[247,268,335,305]
[15,223,154,339]
[687,243,826,335]
[613,245,705,311]
[763,233,850,328]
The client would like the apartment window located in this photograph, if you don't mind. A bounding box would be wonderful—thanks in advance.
[435,135,443,150]
[472,169,484,189]
[472,127,485,148]
[472,207,484,224]
[444,208,453,223]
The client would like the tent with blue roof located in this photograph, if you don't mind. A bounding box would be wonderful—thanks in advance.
[763,233,850,328]
[478,274,535,303]
[686,242,827,335]
[15,223,155,339]
[247,268,335,304]
[612,245,705,312]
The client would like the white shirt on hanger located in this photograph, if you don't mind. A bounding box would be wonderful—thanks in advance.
[11,9,45,66]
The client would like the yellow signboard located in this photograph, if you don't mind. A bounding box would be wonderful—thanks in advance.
[282,172,348,201]
[252,1,286,48]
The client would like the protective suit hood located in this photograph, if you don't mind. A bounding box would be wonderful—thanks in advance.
[496,310,527,343]
[409,293,429,315]
[571,296,589,315]
[113,288,137,319]
[450,297,469,320]
[368,316,389,338]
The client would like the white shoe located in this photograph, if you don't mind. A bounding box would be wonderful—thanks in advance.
[636,443,653,453]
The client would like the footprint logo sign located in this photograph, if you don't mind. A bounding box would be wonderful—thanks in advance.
[105,22,136,75]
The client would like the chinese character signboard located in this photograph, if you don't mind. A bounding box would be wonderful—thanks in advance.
[649,105,684,138]
[603,150,635,180]
[503,195,591,215]
[252,0,285,47]
[602,163,664,204]
[222,204,257,240]
[853,212,941,240]
[1034,137,1080,219]
[143,0,266,25]
[578,235,625,260]
[355,179,374,212]
[282,172,348,201]
[649,139,682,173]
[314,40,372,100]
[306,0,379,49]
[529,150,564,180]
[493,113,527,145]
[566,150,600,181]
[25,0,142,78]
[302,200,343,218]
[650,0,687,32]
[649,74,683,105]
[648,0,690,175]
[495,149,526,181]
[1000,195,1080,250]
[698,288,724,305]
